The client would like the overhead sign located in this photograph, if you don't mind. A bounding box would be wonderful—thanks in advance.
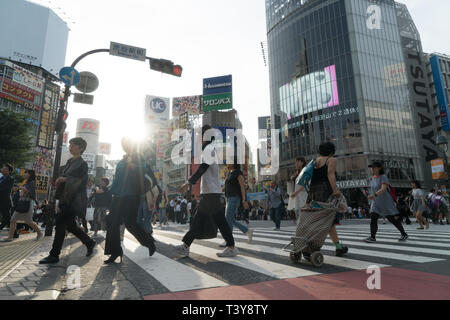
[73,93,94,105]
[110,42,146,62]
[203,75,232,95]
[75,71,99,93]
[145,95,170,124]
[202,75,233,112]
[59,67,80,86]
[202,92,233,112]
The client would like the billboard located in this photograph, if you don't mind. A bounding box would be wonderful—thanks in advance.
[99,143,112,155]
[37,81,59,149]
[82,153,96,176]
[172,95,201,116]
[202,75,233,112]
[0,0,69,76]
[145,95,170,124]
[430,55,450,131]
[431,159,446,180]
[0,60,44,110]
[279,64,339,118]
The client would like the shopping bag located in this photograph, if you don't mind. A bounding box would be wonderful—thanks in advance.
[86,207,95,221]
[190,207,218,240]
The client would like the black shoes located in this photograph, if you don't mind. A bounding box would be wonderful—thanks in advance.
[336,246,348,257]
[86,241,96,257]
[39,255,59,264]
[104,255,122,264]
[148,236,156,257]
[399,234,409,242]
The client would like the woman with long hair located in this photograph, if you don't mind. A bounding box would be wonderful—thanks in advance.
[410,180,428,230]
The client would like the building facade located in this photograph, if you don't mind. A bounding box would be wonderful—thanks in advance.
[266,0,439,205]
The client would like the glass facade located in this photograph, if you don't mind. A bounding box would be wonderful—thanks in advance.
[266,0,424,188]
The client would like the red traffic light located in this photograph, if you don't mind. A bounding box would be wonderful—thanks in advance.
[62,110,68,121]
[173,65,182,77]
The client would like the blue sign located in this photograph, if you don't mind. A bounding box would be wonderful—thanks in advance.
[59,67,80,86]
[247,192,267,201]
[150,98,167,113]
[430,55,450,131]
[203,75,232,96]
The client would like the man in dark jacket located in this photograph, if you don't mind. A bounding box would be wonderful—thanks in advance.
[92,177,112,237]
[40,138,96,264]
[0,164,14,230]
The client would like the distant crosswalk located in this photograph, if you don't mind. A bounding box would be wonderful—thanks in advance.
[111,223,450,297]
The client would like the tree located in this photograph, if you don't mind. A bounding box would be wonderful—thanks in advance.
[0,110,37,168]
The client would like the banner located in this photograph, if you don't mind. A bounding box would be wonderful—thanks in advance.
[37,81,60,149]
[145,95,170,124]
[82,153,96,175]
[99,142,112,155]
[431,159,446,180]
[247,192,267,201]
[202,75,233,112]
[36,174,49,194]
[172,95,201,116]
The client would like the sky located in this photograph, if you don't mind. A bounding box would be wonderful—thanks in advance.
[27,0,450,161]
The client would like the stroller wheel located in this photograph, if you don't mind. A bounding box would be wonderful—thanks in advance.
[290,252,302,264]
[310,252,324,267]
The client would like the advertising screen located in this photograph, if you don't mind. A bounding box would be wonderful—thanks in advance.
[279,64,339,118]
[172,95,201,116]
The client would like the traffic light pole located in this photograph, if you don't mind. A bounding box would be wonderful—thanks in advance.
[50,48,181,199]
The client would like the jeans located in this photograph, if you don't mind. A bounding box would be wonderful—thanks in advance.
[225,197,248,234]
[137,199,153,234]
[270,206,282,229]
[159,208,167,224]
[105,196,154,256]
[183,194,234,247]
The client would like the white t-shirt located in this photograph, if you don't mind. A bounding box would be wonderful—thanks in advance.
[200,146,222,194]
[175,204,181,212]
[170,200,175,207]
[412,188,424,200]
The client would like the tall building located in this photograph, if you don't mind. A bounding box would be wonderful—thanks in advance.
[265,0,440,205]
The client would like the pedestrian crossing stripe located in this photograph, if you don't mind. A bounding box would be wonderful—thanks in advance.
[153,229,444,263]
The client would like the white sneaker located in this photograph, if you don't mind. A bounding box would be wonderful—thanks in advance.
[219,241,227,247]
[246,229,253,243]
[217,247,239,257]
[174,244,190,257]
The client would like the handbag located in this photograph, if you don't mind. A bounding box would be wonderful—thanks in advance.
[86,207,95,221]
[190,201,218,240]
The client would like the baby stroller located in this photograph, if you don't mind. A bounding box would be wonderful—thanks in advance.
[282,194,347,267]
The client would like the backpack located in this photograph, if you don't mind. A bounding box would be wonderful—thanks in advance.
[295,159,315,193]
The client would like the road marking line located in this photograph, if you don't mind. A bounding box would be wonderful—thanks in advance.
[155,234,320,279]
[122,236,228,292]
[153,230,391,270]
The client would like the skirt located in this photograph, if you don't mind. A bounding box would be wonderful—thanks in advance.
[11,211,33,224]
[411,198,426,212]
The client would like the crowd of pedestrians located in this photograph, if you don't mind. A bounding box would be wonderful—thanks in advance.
[1,132,449,267]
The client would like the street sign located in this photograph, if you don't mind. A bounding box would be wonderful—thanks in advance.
[75,71,99,93]
[73,93,94,105]
[59,67,80,86]
[110,42,146,61]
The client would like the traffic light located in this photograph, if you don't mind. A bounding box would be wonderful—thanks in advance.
[55,109,68,133]
[149,58,182,77]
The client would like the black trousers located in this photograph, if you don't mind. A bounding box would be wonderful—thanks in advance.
[183,194,234,247]
[0,203,11,227]
[49,206,94,257]
[105,196,155,257]
[370,212,407,239]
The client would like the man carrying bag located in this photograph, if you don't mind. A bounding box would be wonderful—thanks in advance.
[175,125,237,258]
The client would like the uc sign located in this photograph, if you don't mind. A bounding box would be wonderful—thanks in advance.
[150,98,167,113]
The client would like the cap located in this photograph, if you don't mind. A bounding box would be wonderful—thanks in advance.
[368,161,383,168]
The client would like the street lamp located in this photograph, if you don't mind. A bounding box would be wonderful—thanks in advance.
[436,135,449,196]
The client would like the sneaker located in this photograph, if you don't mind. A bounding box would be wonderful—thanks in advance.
[246,229,254,243]
[364,237,376,243]
[336,246,348,257]
[399,234,409,242]
[36,233,43,241]
[174,244,189,257]
[217,247,239,257]
[273,228,280,231]
[219,241,227,247]
[440,221,445,225]
[417,226,424,230]
[39,255,59,264]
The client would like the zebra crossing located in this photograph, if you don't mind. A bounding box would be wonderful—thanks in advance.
[115,222,450,298]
